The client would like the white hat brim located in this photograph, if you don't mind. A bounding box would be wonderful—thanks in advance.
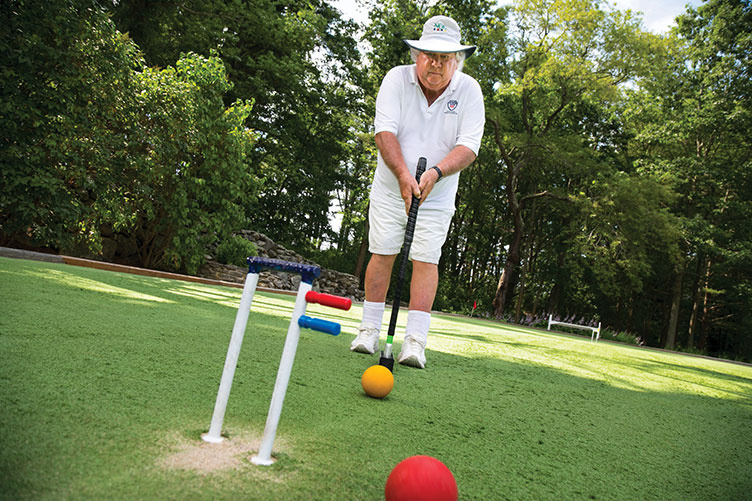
[404,39,476,57]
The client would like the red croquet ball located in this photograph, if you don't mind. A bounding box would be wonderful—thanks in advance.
[384,455,458,501]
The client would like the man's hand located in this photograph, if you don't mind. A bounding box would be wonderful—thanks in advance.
[416,146,477,206]
[398,171,421,215]
[376,131,422,215]
[417,166,441,206]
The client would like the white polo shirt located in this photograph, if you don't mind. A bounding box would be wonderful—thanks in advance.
[371,64,485,211]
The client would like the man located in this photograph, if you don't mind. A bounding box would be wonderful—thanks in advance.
[350,15,485,368]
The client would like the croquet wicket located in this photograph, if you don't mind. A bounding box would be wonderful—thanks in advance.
[201,257,352,466]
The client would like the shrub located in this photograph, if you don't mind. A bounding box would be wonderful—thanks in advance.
[600,328,643,346]
[215,235,258,267]
[0,4,259,275]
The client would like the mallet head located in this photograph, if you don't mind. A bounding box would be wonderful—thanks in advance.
[379,352,395,372]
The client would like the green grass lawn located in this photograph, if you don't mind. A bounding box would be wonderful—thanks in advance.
[1,256,751,500]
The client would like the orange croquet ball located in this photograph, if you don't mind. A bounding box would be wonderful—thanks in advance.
[361,364,394,398]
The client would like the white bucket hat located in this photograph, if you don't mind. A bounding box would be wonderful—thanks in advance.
[404,15,476,57]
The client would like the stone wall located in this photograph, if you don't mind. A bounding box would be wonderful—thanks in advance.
[197,230,365,301]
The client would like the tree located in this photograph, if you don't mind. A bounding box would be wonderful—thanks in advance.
[106,0,365,252]
[1,2,258,273]
[627,0,752,353]
[486,0,662,319]
[1,0,142,252]
[112,53,258,273]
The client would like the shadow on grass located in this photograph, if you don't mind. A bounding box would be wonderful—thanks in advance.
[432,331,490,343]
[637,358,752,385]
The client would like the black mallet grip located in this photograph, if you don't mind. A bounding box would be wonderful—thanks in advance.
[404,158,426,248]
[384,157,426,343]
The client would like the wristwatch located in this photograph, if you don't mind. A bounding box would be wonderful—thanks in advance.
[430,165,443,180]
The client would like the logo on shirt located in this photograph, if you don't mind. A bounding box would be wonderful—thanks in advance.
[445,100,459,114]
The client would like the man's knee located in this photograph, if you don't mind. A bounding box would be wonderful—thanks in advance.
[411,260,439,276]
[368,253,398,271]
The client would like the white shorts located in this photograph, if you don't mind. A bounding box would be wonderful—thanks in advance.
[368,198,455,264]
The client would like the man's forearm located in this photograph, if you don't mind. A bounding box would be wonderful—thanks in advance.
[416,145,477,203]
[434,145,476,178]
[374,131,409,179]
[375,131,421,212]
[375,133,476,179]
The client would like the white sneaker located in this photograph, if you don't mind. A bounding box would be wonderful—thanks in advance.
[350,326,380,354]
[398,335,426,368]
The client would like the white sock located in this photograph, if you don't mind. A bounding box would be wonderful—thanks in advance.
[361,301,385,330]
[405,310,431,345]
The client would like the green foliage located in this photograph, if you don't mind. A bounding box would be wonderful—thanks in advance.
[433,273,495,316]
[117,53,258,274]
[626,0,752,354]
[570,171,681,322]
[108,0,365,250]
[215,235,258,268]
[363,0,426,88]
[0,0,142,251]
[0,2,259,274]
[600,328,643,346]
[328,132,377,270]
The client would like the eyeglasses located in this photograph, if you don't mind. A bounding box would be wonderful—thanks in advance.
[420,51,456,64]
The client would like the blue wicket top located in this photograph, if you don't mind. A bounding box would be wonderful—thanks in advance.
[246,257,321,284]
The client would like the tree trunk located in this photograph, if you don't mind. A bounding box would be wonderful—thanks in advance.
[492,126,526,319]
[665,268,683,349]
[337,206,350,253]
[447,206,466,278]
[547,251,566,314]
[514,266,525,323]
[688,255,709,349]
[493,219,523,319]
[516,205,540,323]
[696,259,712,350]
